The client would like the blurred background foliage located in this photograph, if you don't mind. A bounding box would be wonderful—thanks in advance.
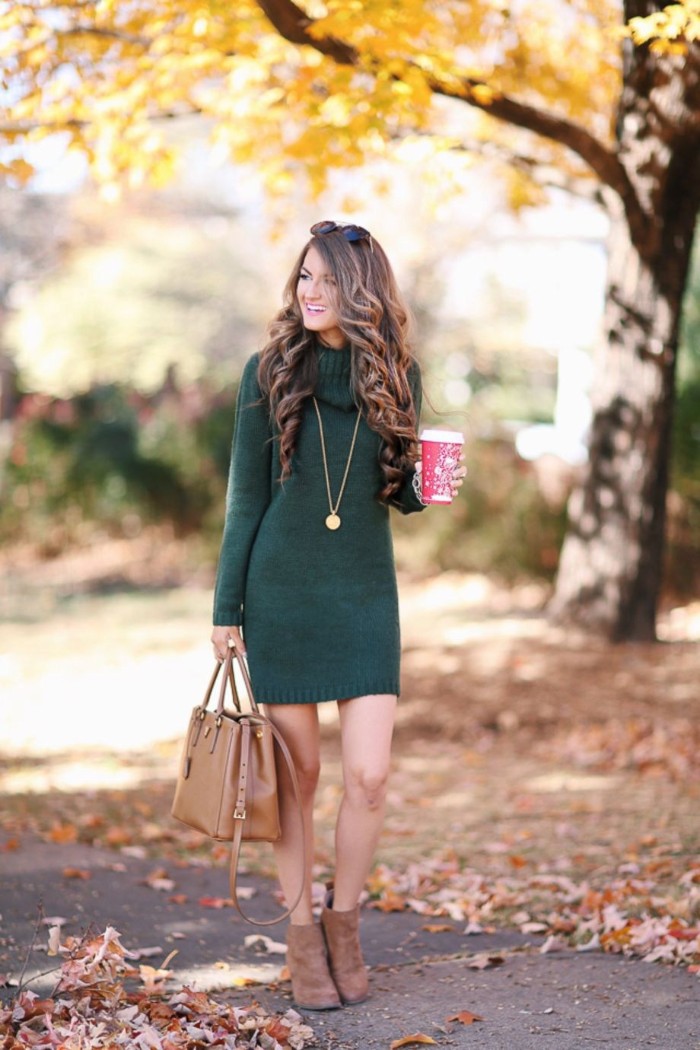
[0,172,698,595]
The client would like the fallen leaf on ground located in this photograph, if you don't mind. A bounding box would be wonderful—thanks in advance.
[48,823,78,844]
[47,926,62,956]
[369,891,407,912]
[509,854,528,869]
[198,896,233,908]
[105,826,133,846]
[446,1010,484,1025]
[422,924,454,933]
[540,935,568,954]
[129,946,164,960]
[390,1035,437,1049]
[143,867,175,892]
[467,953,505,970]
[139,963,174,992]
[244,934,287,954]
[62,867,91,880]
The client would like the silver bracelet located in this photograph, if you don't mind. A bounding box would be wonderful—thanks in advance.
[411,470,427,505]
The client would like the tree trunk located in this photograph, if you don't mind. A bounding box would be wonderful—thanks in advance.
[551,219,676,639]
[551,164,700,641]
[550,7,700,642]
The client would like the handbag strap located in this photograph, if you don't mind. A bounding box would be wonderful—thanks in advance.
[218,646,306,926]
[228,718,307,926]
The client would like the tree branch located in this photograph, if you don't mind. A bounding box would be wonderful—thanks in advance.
[451,137,605,206]
[57,26,151,47]
[255,0,357,64]
[253,0,649,244]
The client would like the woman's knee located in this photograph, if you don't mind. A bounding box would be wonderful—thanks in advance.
[344,764,390,810]
[292,755,321,798]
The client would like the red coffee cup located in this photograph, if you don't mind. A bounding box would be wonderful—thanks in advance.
[419,429,465,504]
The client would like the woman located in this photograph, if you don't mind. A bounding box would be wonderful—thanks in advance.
[211,221,464,1011]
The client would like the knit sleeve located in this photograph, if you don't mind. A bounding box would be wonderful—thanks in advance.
[392,359,428,516]
[213,354,273,625]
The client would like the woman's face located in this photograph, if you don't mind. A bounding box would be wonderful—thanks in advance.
[297,245,345,348]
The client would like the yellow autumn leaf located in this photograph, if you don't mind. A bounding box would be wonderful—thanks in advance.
[390,1036,437,1050]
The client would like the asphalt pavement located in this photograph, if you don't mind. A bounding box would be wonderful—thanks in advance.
[1,836,699,1049]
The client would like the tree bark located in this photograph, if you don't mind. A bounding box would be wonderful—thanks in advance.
[549,207,689,639]
[550,32,700,640]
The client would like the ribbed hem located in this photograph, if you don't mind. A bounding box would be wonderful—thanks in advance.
[213,606,243,626]
[256,678,400,704]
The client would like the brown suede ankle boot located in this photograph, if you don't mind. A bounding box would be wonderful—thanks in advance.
[285,923,341,1011]
[321,901,369,1005]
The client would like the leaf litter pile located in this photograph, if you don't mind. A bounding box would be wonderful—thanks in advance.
[1,926,313,1049]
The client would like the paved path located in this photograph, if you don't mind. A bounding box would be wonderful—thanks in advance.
[1,837,698,1049]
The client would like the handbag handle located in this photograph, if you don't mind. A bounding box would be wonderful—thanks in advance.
[220,646,308,927]
[197,643,260,719]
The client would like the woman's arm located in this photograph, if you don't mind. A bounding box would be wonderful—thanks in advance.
[212,354,273,628]
[392,360,428,515]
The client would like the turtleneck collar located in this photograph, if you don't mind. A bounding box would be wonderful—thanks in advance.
[314,343,356,411]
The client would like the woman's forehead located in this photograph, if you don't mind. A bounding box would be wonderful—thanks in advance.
[301,245,332,274]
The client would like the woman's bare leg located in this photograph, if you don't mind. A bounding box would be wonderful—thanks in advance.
[264,702,321,925]
[333,693,397,910]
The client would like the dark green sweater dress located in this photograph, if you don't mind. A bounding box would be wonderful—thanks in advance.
[213,345,426,703]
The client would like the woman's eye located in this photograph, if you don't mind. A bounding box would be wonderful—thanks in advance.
[298,272,310,281]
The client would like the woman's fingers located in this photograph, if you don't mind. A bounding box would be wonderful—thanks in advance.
[451,460,467,496]
[210,625,246,661]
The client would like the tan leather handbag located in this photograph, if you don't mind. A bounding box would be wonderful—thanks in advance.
[171,644,305,925]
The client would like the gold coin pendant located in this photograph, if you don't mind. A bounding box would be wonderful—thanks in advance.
[325,513,341,531]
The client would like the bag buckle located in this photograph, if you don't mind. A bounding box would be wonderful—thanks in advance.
[234,806,247,820]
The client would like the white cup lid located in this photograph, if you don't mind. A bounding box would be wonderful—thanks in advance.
[420,429,465,443]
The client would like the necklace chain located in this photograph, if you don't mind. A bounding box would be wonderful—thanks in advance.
[312,397,361,530]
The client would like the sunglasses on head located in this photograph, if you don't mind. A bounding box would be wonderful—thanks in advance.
[310,221,373,250]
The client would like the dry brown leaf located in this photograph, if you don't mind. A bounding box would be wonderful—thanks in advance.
[446,1010,484,1025]
[198,896,233,908]
[467,953,505,970]
[421,924,454,933]
[62,866,91,880]
[390,1035,437,1049]
[104,826,133,846]
[370,892,407,913]
[48,823,78,844]
[244,934,287,954]
[47,926,62,957]
[139,963,174,992]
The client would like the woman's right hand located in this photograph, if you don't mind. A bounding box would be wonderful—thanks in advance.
[211,625,246,661]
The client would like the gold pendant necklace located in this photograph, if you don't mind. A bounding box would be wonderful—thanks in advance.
[312,397,361,531]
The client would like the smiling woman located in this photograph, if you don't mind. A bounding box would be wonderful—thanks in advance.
[209,220,465,1010]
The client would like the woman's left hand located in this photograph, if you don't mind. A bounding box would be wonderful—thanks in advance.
[414,454,467,501]
[451,451,467,498]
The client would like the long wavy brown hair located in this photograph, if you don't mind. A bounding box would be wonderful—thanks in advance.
[257,226,419,504]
